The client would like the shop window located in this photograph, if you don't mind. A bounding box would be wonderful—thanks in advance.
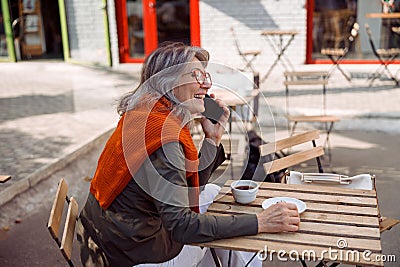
[311,0,400,61]
[127,0,145,58]
[156,0,190,45]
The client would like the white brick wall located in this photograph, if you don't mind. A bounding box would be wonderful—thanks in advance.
[200,0,307,77]
[65,0,108,65]
[94,0,307,69]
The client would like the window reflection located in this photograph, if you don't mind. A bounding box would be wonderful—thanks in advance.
[312,0,400,60]
[156,0,190,45]
[127,0,144,58]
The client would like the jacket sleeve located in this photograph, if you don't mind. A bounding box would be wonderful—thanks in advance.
[144,141,258,244]
[198,138,226,188]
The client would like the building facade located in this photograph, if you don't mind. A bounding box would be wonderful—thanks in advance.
[1,0,399,69]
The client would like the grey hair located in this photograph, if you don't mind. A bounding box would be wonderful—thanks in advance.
[117,42,210,124]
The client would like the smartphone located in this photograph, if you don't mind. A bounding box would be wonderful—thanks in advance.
[202,94,225,124]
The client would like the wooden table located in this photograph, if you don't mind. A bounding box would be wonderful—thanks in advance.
[260,30,299,82]
[195,181,384,266]
[366,12,400,19]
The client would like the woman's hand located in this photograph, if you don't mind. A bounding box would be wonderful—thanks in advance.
[256,202,300,233]
[199,94,230,146]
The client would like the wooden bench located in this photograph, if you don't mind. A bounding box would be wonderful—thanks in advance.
[284,71,339,161]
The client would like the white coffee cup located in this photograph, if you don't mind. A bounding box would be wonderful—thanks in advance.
[231,180,259,204]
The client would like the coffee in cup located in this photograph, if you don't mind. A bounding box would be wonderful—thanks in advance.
[230,180,259,204]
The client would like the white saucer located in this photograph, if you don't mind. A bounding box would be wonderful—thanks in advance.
[261,197,307,214]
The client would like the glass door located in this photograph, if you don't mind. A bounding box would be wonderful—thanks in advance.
[156,0,191,45]
[117,0,199,63]
[126,0,145,59]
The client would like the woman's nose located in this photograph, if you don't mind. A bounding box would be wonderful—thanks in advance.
[201,81,212,89]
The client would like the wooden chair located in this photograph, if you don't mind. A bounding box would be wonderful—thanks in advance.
[47,178,78,267]
[230,27,261,73]
[259,130,325,181]
[321,22,360,82]
[365,23,400,86]
[284,71,340,161]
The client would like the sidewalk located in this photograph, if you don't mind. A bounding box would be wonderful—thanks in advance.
[0,62,141,205]
[1,61,400,206]
[0,61,399,266]
[0,129,399,267]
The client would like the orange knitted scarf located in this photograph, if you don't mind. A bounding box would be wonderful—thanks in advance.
[90,97,200,212]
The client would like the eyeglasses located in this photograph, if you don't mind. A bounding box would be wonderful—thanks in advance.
[183,69,212,87]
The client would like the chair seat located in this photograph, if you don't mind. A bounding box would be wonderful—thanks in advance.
[0,175,11,183]
[283,80,328,86]
[240,50,261,56]
[287,115,340,123]
[376,48,400,57]
[380,216,400,233]
[284,71,329,77]
[321,48,346,57]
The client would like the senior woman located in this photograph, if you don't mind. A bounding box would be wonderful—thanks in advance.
[77,42,300,267]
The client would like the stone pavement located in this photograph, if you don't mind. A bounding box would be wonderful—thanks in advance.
[0,61,399,266]
[0,129,399,267]
[1,60,399,209]
[0,61,141,205]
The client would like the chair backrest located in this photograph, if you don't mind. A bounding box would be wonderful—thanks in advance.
[259,130,324,176]
[230,26,243,55]
[348,22,360,44]
[47,178,78,267]
[340,21,359,55]
[365,23,380,59]
[283,71,329,117]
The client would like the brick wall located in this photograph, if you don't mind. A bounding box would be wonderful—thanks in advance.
[200,0,307,76]
[83,0,307,69]
[65,0,108,65]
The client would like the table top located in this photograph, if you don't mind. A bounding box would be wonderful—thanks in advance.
[261,29,299,36]
[195,181,384,266]
[366,12,400,19]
